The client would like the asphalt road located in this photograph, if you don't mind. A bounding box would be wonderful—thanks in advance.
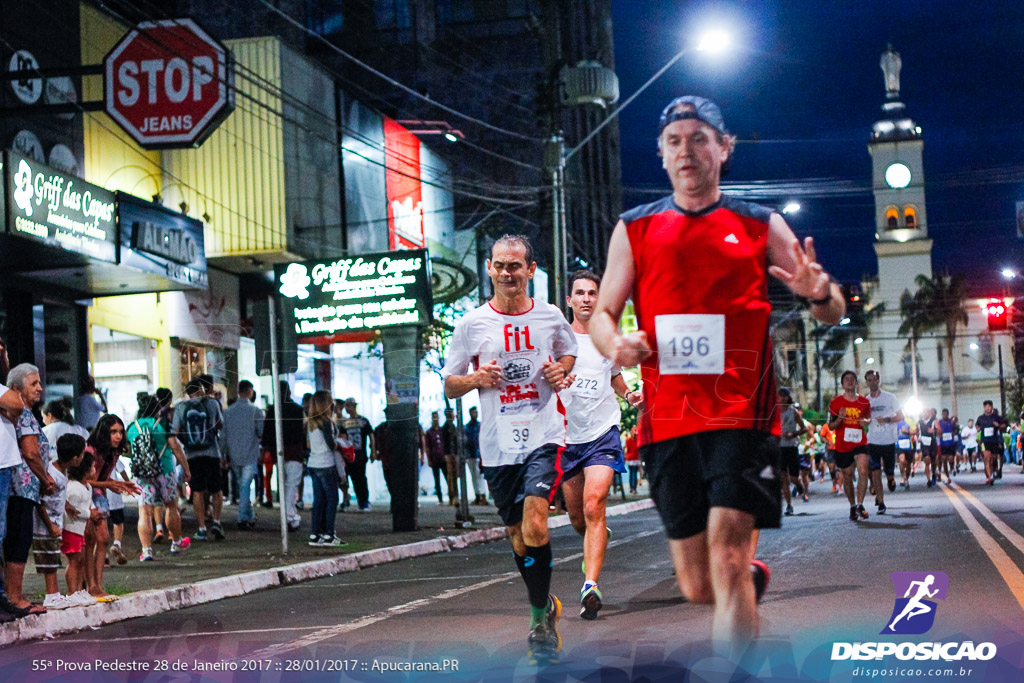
[2,469,1024,682]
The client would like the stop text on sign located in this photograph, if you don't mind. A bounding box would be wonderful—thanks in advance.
[116,57,215,105]
[104,18,234,149]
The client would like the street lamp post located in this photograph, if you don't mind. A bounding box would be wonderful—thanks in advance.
[549,30,730,305]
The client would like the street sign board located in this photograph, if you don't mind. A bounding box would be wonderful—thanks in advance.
[275,250,433,340]
[104,18,234,149]
[4,150,117,262]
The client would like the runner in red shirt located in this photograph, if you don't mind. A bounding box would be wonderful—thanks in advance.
[590,95,845,656]
[829,371,872,521]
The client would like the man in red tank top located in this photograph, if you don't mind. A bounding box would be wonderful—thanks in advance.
[828,370,872,521]
[591,96,846,657]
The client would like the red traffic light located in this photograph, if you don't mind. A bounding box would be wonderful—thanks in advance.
[987,302,1008,330]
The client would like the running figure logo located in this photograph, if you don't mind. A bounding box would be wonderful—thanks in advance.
[881,571,949,635]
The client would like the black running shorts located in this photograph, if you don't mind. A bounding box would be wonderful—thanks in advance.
[640,429,782,540]
[188,456,222,494]
[834,445,867,470]
[482,443,561,527]
[867,443,896,475]
[780,446,800,477]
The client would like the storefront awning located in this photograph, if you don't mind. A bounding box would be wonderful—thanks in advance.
[0,151,208,296]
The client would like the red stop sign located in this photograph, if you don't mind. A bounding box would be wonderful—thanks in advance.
[104,19,234,149]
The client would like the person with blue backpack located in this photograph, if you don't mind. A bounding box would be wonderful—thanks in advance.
[172,378,224,540]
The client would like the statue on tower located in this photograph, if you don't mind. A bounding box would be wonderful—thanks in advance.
[881,44,902,100]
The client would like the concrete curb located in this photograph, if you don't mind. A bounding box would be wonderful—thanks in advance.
[0,498,654,646]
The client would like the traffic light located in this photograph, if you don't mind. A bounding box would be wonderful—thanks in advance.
[986,300,1008,331]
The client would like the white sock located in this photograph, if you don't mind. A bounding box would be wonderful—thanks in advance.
[156,524,165,532]
[113,540,122,548]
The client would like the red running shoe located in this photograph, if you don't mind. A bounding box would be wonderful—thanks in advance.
[751,560,771,602]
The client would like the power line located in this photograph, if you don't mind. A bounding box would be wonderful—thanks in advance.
[110,0,545,186]
[75,3,542,205]
[254,0,544,143]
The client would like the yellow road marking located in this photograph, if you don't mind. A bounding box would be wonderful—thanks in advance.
[950,482,1024,556]
[940,484,1024,611]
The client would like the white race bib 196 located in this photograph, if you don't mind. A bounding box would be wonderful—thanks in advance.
[655,314,725,375]
[497,411,540,455]
[843,427,863,443]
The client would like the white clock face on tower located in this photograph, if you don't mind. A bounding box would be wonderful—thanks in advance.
[885,162,912,189]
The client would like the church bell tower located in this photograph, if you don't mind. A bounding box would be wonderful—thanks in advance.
[870,45,933,310]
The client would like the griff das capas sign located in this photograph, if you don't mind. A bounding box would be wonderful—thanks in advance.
[275,250,433,339]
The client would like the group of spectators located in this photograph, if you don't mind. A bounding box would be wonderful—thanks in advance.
[0,338,143,620]
[0,351,394,621]
[423,407,487,506]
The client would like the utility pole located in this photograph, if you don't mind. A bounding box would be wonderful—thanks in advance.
[540,0,566,309]
[814,332,822,413]
[547,134,567,310]
[999,342,1006,416]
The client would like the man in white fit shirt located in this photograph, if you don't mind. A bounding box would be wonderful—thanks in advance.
[560,270,643,620]
[442,235,576,664]
[865,370,903,514]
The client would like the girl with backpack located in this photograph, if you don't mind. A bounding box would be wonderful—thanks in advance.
[128,396,192,561]
[306,391,347,547]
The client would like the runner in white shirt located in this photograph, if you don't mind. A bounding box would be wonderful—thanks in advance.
[442,235,576,665]
[961,419,979,473]
[559,270,643,620]
[865,370,903,514]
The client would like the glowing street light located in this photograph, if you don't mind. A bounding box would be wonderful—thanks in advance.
[1001,268,1017,279]
[840,317,851,325]
[904,395,923,417]
[969,342,979,350]
[696,30,732,53]
[781,202,801,215]
[866,357,875,365]
[854,337,864,345]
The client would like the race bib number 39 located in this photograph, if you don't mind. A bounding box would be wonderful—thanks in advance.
[655,314,725,375]
[497,412,539,455]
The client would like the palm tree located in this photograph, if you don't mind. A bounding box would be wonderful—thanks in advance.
[899,272,970,415]
[898,289,930,396]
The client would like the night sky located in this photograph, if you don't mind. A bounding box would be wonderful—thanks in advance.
[611,0,1024,295]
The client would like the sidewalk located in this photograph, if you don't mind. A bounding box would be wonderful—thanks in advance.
[3,486,652,646]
